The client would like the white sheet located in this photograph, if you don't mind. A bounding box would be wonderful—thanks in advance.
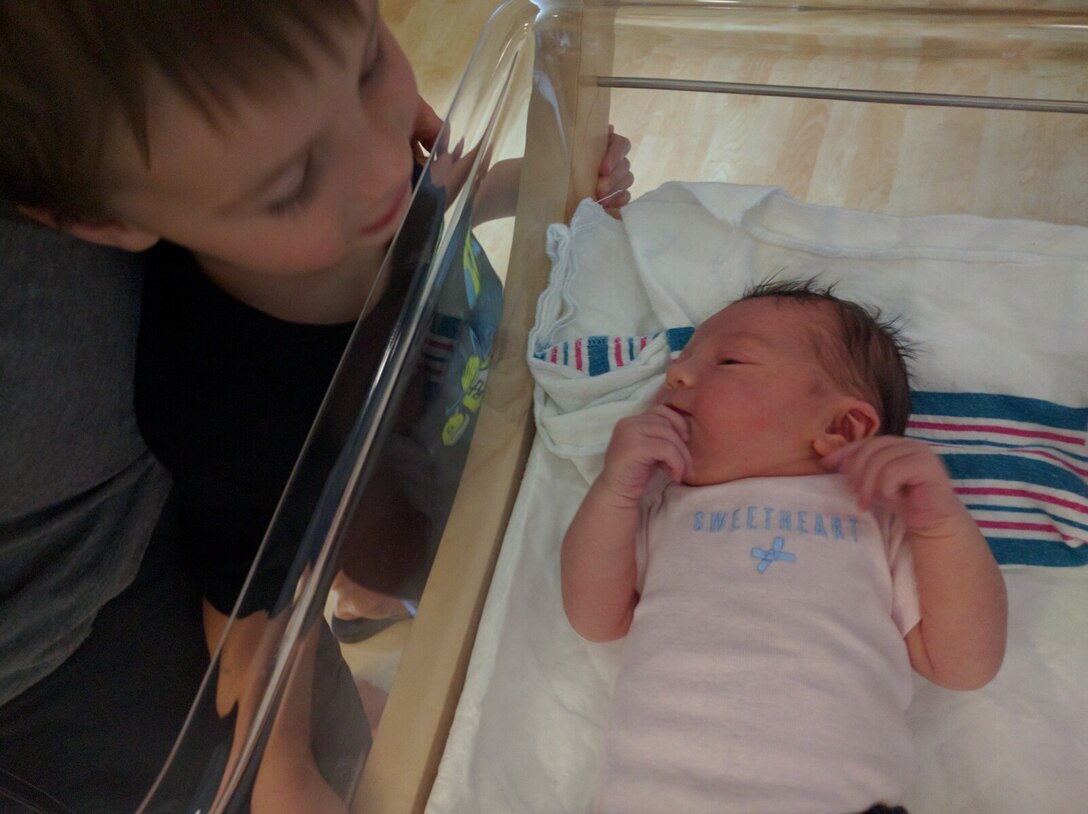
[427,183,1088,813]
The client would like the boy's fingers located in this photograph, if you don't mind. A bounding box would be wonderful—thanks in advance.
[597,169,634,201]
[606,129,632,159]
[598,130,632,176]
[412,97,443,152]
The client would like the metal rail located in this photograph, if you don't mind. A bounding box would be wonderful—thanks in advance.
[597,76,1088,114]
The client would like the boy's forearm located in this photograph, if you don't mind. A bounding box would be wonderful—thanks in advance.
[561,479,641,642]
[906,507,1008,690]
[472,158,521,224]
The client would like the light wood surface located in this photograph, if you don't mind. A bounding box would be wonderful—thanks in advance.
[388,0,1087,225]
[383,0,505,117]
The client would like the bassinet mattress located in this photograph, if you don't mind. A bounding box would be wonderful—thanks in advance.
[425,183,1088,814]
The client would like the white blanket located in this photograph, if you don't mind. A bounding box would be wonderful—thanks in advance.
[427,183,1088,813]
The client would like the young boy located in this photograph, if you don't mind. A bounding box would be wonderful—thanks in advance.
[561,280,1008,813]
[1,1,632,811]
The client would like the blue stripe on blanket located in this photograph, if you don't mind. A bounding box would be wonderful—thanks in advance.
[907,391,1086,568]
[912,391,1088,430]
[941,453,1086,494]
[587,335,610,376]
[666,327,694,353]
[907,435,1088,463]
[988,539,1088,567]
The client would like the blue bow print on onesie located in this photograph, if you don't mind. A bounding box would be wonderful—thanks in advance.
[751,536,796,574]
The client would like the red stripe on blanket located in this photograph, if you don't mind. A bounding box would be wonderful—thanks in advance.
[924,441,1088,478]
[425,337,455,352]
[908,420,1083,446]
[1011,449,1088,478]
[955,486,1088,515]
[976,519,1073,539]
[614,337,624,368]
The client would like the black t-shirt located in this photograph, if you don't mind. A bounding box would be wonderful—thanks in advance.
[136,173,502,619]
[136,244,366,613]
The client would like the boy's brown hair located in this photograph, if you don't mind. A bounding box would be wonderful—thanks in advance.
[738,278,914,436]
[0,1,363,223]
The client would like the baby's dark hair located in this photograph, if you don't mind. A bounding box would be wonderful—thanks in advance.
[0,1,363,222]
[737,278,913,436]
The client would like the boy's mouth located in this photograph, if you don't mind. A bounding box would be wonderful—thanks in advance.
[359,183,411,236]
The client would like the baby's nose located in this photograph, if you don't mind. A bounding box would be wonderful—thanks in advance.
[665,358,695,388]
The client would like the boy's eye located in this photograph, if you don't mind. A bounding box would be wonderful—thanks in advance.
[358,30,384,88]
[267,153,317,217]
[719,358,740,366]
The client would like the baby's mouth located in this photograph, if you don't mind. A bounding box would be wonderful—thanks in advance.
[663,402,691,419]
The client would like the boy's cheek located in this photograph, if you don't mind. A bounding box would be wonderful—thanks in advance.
[252,225,347,276]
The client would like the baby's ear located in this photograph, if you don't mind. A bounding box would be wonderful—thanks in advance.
[19,206,160,252]
[812,399,880,457]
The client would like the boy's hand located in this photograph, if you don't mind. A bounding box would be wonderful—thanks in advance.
[412,96,443,163]
[411,94,480,199]
[823,437,967,534]
[595,126,634,211]
[599,405,692,508]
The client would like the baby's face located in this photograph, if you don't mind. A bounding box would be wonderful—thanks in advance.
[660,298,849,485]
[100,0,418,285]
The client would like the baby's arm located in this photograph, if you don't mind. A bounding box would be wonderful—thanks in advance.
[561,405,692,642]
[825,437,1008,690]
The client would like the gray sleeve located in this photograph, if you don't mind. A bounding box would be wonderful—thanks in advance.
[0,215,152,515]
[0,215,171,704]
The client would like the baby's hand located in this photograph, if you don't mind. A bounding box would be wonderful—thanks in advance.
[595,126,634,211]
[823,437,966,534]
[599,405,692,507]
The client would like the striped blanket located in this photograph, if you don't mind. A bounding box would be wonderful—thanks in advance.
[908,392,1087,566]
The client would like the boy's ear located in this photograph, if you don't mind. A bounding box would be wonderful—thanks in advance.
[18,205,160,252]
[812,399,881,457]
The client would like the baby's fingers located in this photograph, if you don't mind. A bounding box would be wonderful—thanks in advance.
[825,438,916,509]
[657,436,693,483]
[635,412,693,482]
[646,404,691,443]
[857,449,920,510]
[604,422,691,499]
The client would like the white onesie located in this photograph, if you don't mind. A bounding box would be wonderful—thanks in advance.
[595,474,921,814]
